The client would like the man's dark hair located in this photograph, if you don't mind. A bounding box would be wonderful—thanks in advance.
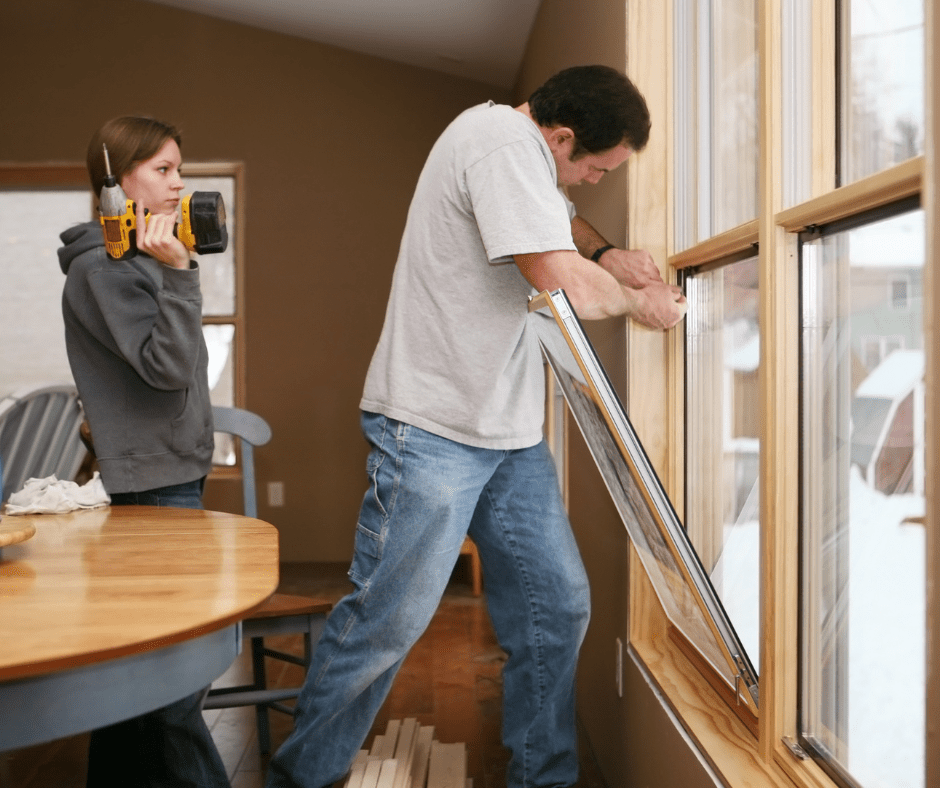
[528,65,651,157]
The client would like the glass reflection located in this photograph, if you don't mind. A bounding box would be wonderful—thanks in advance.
[801,208,925,787]
[204,324,235,465]
[674,0,758,249]
[842,0,924,183]
[685,257,761,665]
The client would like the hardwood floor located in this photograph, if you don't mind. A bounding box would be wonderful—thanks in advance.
[1,560,607,788]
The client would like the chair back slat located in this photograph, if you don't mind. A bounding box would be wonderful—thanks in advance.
[212,406,272,519]
[0,384,87,502]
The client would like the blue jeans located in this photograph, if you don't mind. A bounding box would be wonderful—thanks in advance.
[108,477,206,508]
[266,412,590,788]
[88,477,230,788]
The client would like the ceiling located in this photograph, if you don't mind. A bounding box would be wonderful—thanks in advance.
[145,0,543,89]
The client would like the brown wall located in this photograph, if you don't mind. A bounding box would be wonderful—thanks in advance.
[515,3,717,787]
[3,2,718,781]
[0,0,505,561]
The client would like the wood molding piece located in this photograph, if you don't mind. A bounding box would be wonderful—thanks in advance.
[776,157,923,232]
[669,221,760,270]
[667,626,759,739]
[631,551,798,788]
[811,0,837,198]
[0,163,87,187]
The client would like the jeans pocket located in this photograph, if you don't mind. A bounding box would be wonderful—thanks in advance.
[349,522,383,585]
[365,448,388,519]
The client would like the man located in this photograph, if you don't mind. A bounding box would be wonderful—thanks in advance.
[267,65,686,788]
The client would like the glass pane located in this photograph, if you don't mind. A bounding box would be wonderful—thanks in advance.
[800,208,925,787]
[531,292,758,710]
[841,0,924,183]
[674,0,759,249]
[685,257,761,665]
[0,191,90,398]
[185,175,235,316]
[205,323,236,465]
[782,0,812,207]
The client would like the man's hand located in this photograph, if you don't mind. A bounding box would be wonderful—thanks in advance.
[624,282,688,330]
[597,247,663,289]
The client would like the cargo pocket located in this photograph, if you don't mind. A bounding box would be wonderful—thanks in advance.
[349,444,389,583]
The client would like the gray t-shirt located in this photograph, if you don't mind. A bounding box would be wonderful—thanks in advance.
[360,102,577,449]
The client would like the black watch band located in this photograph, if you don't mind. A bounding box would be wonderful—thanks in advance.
[591,244,616,262]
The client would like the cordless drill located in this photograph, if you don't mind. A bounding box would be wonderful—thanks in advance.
[98,144,228,260]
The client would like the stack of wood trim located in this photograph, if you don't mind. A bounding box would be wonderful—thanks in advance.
[342,718,470,788]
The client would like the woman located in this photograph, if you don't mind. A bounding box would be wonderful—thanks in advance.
[59,117,226,788]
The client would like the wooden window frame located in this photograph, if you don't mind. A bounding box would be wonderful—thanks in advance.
[625,2,936,788]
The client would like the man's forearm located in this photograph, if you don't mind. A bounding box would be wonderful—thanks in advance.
[514,248,687,329]
[571,216,666,289]
[514,249,630,320]
[570,216,614,261]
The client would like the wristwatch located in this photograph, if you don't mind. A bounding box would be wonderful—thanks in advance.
[591,244,616,262]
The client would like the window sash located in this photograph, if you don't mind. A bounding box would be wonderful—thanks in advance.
[624,0,938,786]
[799,205,926,787]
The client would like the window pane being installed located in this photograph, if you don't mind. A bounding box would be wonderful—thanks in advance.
[531,290,758,712]
[841,0,924,184]
[800,207,924,788]
[685,256,761,667]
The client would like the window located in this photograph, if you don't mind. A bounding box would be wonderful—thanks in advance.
[0,163,245,467]
[841,0,925,184]
[0,181,90,397]
[673,0,759,250]
[890,277,910,309]
[621,0,932,786]
[683,255,761,667]
[800,206,925,788]
[183,165,245,466]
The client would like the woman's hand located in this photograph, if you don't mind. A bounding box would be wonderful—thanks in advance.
[136,203,190,269]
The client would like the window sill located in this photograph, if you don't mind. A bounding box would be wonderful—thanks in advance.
[630,546,816,788]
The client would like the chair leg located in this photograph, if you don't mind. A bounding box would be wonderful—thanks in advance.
[250,636,272,755]
[469,541,482,597]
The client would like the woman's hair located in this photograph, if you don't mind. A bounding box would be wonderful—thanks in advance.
[86,116,182,197]
[528,65,651,157]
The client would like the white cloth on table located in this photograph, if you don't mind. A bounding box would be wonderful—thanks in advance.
[5,472,110,515]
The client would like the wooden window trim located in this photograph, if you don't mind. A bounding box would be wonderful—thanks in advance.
[629,1,935,787]
[0,163,88,188]
[186,161,247,411]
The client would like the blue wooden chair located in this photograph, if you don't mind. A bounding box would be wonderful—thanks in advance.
[203,406,332,754]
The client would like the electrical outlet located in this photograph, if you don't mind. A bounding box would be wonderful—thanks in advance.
[615,637,623,698]
[267,481,285,507]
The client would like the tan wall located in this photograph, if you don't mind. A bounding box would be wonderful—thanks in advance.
[515,3,716,787]
[0,0,505,561]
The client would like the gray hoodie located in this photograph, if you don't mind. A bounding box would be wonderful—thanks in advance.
[58,221,213,494]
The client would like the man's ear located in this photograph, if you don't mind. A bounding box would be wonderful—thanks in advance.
[547,126,576,154]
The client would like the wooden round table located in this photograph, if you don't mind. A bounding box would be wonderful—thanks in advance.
[0,505,278,751]
[0,518,35,550]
